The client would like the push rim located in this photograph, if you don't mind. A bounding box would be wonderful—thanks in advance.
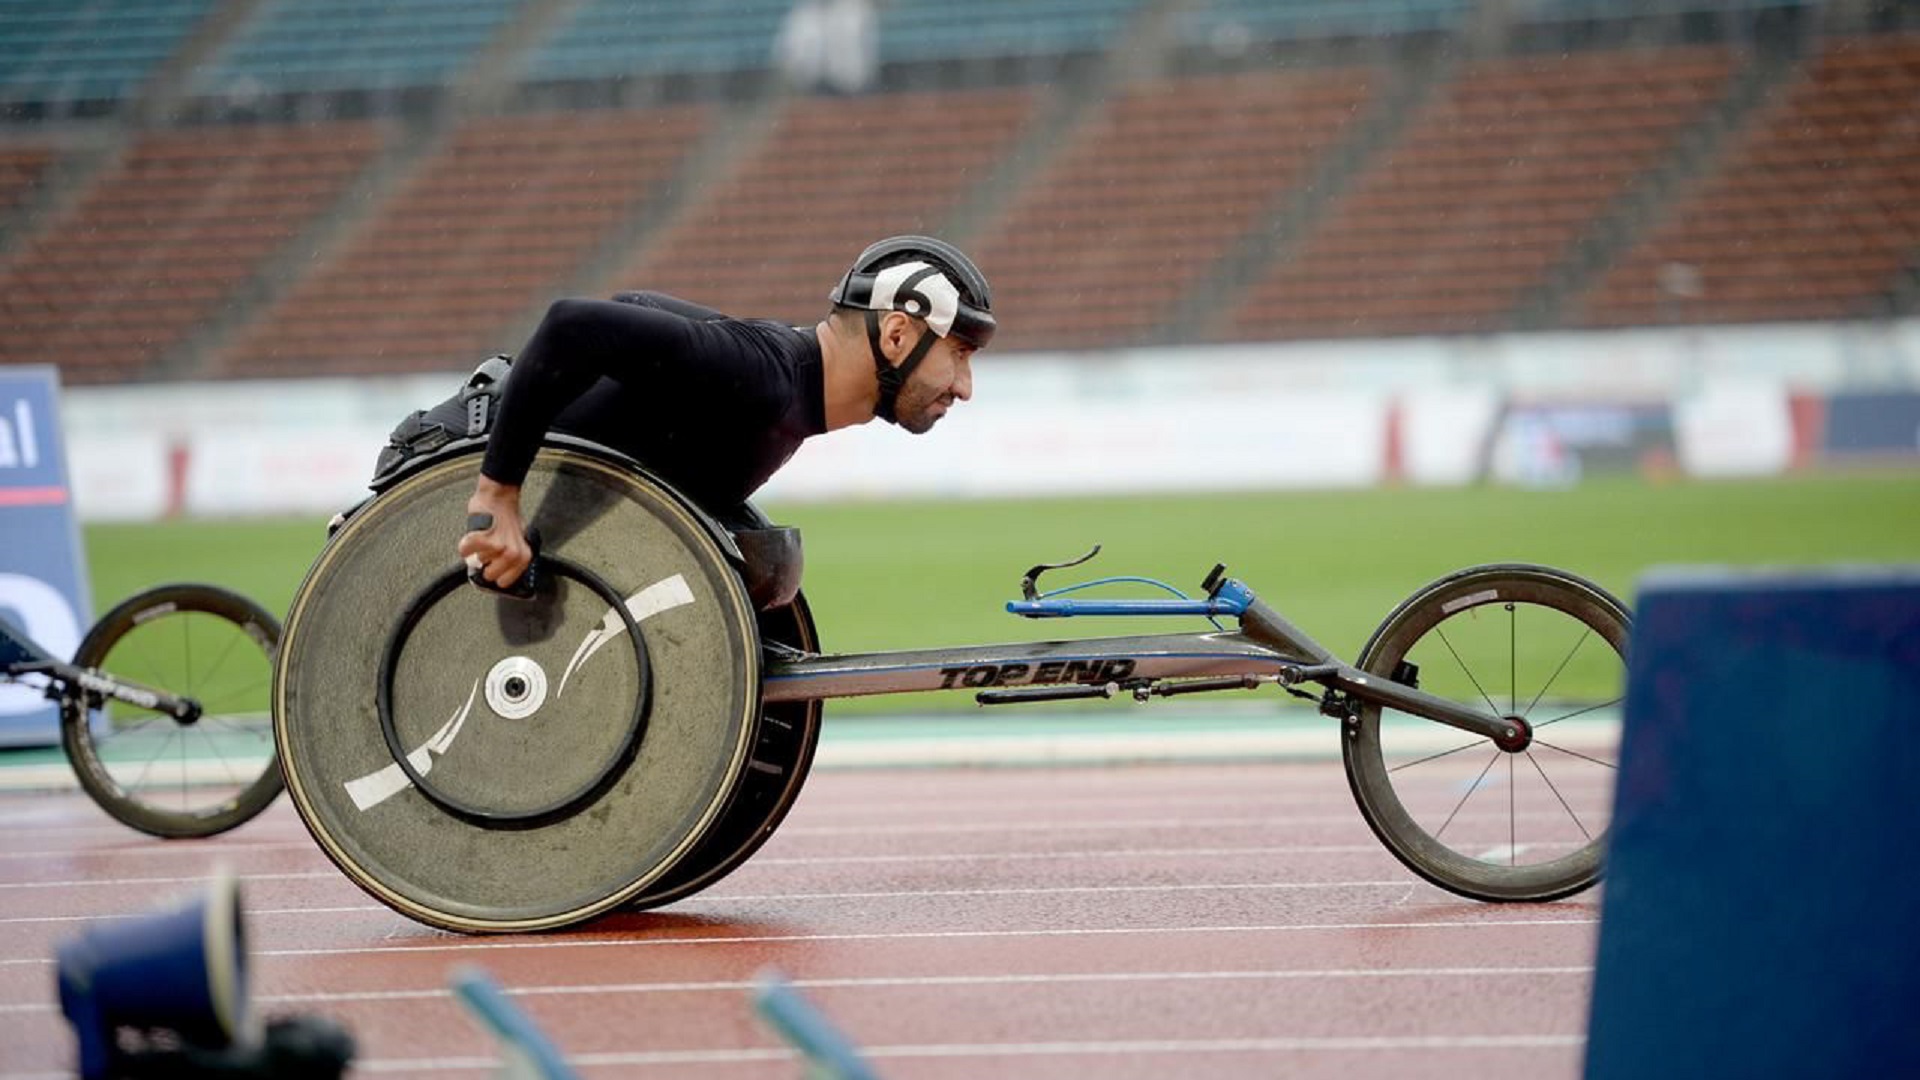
[375,558,651,829]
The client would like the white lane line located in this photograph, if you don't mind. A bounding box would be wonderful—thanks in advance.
[780,814,1365,835]
[0,880,1427,926]
[0,807,1591,856]
[239,917,1599,964]
[0,871,341,891]
[755,843,1388,865]
[0,916,1602,967]
[0,1034,1588,1079]
[0,841,318,860]
[0,964,1594,1014]
[348,1034,1587,1072]
[276,964,1592,1004]
[0,904,389,925]
[0,844,1400,891]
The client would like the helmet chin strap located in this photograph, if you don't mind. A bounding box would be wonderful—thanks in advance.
[864,310,940,425]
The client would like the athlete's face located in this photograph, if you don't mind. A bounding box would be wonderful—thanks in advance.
[893,332,975,435]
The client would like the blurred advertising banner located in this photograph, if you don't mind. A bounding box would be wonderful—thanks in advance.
[0,366,91,747]
[1487,399,1679,488]
[1672,381,1794,478]
[1821,391,1920,462]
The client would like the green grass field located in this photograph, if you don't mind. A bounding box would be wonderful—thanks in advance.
[83,470,1920,713]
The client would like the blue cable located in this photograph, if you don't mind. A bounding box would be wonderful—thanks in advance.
[1032,576,1226,631]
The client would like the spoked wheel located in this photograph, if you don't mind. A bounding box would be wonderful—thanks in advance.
[1342,564,1629,902]
[60,584,284,838]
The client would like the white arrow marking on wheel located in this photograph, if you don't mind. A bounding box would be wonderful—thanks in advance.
[343,680,479,811]
[556,573,694,698]
[340,574,695,813]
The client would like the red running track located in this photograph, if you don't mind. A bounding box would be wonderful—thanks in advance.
[0,761,1600,1078]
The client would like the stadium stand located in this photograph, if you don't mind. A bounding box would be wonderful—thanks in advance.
[7,2,1919,382]
[972,69,1374,353]
[1518,0,1814,20]
[189,0,525,97]
[610,86,1037,328]
[525,0,794,82]
[0,0,215,108]
[879,0,1150,63]
[212,105,711,378]
[0,123,386,384]
[0,145,57,227]
[1220,45,1739,341]
[1574,34,1920,326]
[1178,0,1473,46]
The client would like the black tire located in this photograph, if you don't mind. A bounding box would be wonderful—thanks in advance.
[61,584,284,838]
[1342,564,1629,902]
[628,588,824,909]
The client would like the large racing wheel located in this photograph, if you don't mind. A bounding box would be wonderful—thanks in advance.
[274,443,761,933]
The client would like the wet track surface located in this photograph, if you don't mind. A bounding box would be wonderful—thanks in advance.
[0,761,1600,1078]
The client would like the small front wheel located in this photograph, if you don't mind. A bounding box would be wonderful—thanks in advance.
[60,584,284,838]
[1342,564,1629,902]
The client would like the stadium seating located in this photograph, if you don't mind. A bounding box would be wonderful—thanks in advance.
[524,0,793,82]
[1574,35,1920,327]
[972,69,1374,353]
[609,86,1037,328]
[1517,0,1813,21]
[879,0,1149,63]
[0,0,215,106]
[0,123,386,385]
[6,5,1917,378]
[1222,45,1738,341]
[0,144,57,225]
[212,105,712,378]
[190,0,525,97]
[1178,0,1472,47]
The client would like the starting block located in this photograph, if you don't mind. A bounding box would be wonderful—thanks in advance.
[1586,566,1920,1079]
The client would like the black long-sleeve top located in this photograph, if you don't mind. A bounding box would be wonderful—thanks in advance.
[477,292,828,516]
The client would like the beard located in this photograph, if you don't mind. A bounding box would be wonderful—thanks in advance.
[891,378,952,434]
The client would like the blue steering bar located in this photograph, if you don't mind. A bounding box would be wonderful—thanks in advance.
[1006,577,1255,619]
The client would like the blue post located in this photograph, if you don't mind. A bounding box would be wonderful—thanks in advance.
[752,969,882,1080]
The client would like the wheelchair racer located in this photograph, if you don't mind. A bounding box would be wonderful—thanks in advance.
[431,235,995,589]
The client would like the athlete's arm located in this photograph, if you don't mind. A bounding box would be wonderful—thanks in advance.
[459,297,754,588]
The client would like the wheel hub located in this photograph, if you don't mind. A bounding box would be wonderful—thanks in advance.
[1494,714,1532,753]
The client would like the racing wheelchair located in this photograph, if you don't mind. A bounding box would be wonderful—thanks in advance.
[275,436,1629,933]
[2,585,283,838]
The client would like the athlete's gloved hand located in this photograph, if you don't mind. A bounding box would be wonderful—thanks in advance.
[458,478,533,590]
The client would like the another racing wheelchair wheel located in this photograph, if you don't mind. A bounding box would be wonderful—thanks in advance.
[61,584,284,839]
[1342,564,1629,903]
[275,443,761,933]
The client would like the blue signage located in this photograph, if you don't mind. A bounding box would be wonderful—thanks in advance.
[1823,391,1920,458]
[0,366,91,747]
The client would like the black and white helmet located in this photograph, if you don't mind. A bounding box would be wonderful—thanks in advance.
[829,235,996,349]
[828,236,994,424]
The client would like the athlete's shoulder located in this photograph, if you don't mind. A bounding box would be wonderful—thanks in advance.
[609,290,729,322]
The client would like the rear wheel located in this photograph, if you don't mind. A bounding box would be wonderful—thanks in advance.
[1342,564,1629,902]
[61,584,283,838]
